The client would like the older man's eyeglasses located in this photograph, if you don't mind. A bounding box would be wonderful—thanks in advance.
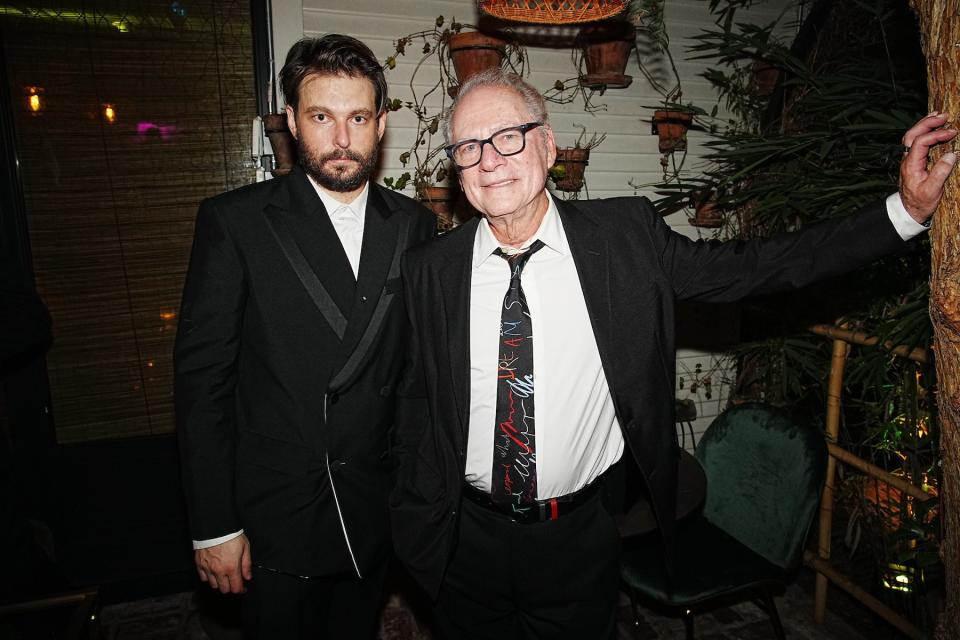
[444,122,544,169]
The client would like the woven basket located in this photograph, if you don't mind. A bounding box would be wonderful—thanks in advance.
[477,0,627,25]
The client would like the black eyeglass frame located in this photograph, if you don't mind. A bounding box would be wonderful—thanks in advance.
[444,121,544,169]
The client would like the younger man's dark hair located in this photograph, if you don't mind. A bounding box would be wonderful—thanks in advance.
[279,34,388,114]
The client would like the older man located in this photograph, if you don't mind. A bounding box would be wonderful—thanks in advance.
[390,68,956,639]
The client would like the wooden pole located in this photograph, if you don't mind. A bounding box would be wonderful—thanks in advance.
[814,338,849,624]
[826,443,936,503]
[808,324,930,364]
[805,552,925,640]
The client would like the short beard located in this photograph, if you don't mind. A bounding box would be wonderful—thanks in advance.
[297,138,379,193]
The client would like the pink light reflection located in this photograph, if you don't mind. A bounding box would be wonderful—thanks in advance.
[136,121,177,141]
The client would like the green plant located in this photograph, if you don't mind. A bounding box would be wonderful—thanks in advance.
[548,124,606,198]
[680,1,941,629]
[382,16,526,196]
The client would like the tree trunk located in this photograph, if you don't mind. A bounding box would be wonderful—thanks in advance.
[909,2,960,637]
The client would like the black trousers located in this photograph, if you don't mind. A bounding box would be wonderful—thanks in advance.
[433,491,621,640]
[242,561,388,640]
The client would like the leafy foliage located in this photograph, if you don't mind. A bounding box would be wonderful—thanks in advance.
[673,0,940,624]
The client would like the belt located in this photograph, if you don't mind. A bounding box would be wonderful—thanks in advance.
[461,477,604,524]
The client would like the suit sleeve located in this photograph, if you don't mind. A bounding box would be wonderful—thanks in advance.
[390,251,430,485]
[389,206,435,475]
[174,198,247,541]
[643,198,908,303]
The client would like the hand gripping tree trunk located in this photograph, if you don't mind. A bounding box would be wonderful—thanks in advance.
[909,1,959,637]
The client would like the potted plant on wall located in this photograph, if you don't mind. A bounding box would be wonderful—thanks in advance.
[578,20,635,90]
[549,125,606,196]
[260,113,297,177]
[627,0,707,154]
[651,105,707,153]
[447,30,509,87]
[383,16,526,228]
[688,189,723,228]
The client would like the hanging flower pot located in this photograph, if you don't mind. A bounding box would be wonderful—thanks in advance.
[578,22,634,90]
[418,186,457,231]
[688,192,723,228]
[261,113,297,177]
[751,59,779,96]
[652,110,693,153]
[447,31,506,86]
[549,147,590,192]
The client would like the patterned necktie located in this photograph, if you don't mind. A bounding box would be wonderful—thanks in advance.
[491,239,545,509]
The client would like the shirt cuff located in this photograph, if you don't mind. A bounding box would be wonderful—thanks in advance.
[886,193,930,240]
[193,529,244,550]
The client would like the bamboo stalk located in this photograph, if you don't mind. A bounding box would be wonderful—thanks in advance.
[0,588,98,616]
[809,324,930,364]
[827,443,936,502]
[815,338,849,624]
[805,551,925,640]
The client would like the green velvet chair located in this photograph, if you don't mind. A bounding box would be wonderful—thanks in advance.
[620,403,827,639]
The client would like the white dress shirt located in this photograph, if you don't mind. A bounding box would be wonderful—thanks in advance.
[464,191,926,501]
[312,178,369,279]
[467,193,625,499]
[193,179,369,550]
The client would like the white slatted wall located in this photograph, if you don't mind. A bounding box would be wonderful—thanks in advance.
[292,0,797,448]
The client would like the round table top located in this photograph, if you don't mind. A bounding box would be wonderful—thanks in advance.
[616,448,707,538]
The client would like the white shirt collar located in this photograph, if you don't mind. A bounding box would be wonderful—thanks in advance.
[305,174,369,221]
[472,190,569,270]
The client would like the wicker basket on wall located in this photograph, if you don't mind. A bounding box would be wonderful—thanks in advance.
[477,0,627,25]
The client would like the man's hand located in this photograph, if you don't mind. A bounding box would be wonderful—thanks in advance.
[195,533,252,594]
[901,111,957,224]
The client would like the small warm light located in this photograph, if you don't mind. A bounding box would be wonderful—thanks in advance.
[112,20,129,33]
[881,563,915,594]
[160,311,177,321]
[25,86,43,113]
[146,360,155,368]
[103,104,117,123]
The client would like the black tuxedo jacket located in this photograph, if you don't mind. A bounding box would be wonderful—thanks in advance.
[175,166,435,578]
[390,195,908,598]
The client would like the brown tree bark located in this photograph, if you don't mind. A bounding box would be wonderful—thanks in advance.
[908,1,960,637]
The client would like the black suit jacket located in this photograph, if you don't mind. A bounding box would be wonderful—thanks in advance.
[390,195,908,598]
[175,166,435,578]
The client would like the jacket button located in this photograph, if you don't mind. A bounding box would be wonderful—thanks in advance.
[329,392,339,405]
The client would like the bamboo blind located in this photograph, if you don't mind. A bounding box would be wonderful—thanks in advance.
[3,0,256,442]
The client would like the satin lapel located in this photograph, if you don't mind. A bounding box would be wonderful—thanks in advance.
[438,218,480,441]
[263,167,355,338]
[327,186,402,389]
[556,201,614,372]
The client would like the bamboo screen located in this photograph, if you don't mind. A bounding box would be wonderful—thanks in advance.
[2,1,256,442]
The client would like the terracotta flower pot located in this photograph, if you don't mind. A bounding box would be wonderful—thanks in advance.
[752,59,779,96]
[418,186,457,231]
[653,110,693,153]
[447,31,506,86]
[261,113,297,177]
[688,194,723,228]
[550,147,590,192]
[579,22,634,90]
